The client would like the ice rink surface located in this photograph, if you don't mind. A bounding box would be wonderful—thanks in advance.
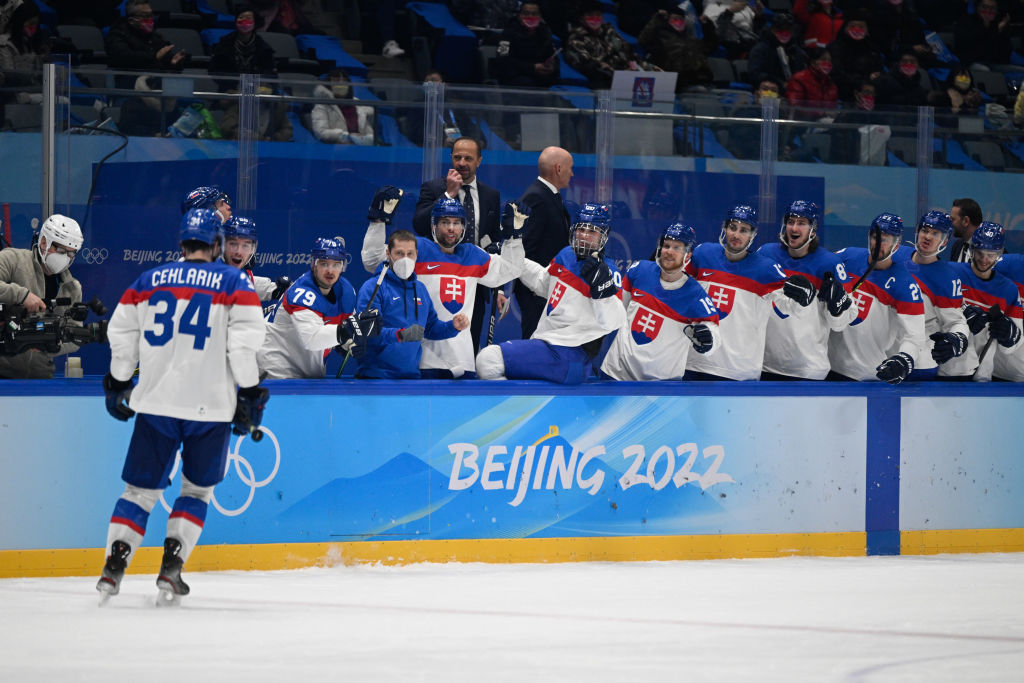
[3,553,1023,682]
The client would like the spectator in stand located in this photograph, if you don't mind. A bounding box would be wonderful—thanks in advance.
[828,11,884,102]
[310,69,373,146]
[793,0,843,48]
[724,77,786,159]
[209,5,277,80]
[0,0,20,34]
[785,47,837,119]
[869,0,931,65]
[1015,86,1024,128]
[954,0,1013,70]
[119,75,183,137]
[830,80,885,164]
[220,85,292,141]
[494,1,560,88]
[105,1,188,77]
[45,0,121,28]
[639,5,718,92]
[0,2,51,102]
[450,0,519,29]
[250,0,320,35]
[566,0,658,90]
[928,68,983,122]
[702,0,764,59]
[874,52,932,110]
[748,12,807,88]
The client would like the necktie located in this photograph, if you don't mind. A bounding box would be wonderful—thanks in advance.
[462,186,476,246]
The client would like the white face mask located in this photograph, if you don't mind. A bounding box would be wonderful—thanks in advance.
[39,244,73,274]
[391,256,415,280]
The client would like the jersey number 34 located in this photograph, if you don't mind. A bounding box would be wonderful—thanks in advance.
[144,291,213,350]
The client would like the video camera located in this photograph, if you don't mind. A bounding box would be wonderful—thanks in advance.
[0,296,108,356]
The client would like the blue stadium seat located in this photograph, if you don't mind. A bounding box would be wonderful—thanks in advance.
[294,35,369,79]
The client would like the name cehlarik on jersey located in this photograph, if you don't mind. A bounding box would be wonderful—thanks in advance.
[149,263,224,291]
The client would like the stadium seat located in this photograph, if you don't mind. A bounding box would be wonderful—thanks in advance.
[259,31,323,74]
[57,25,107,63]
[147,0,203,30]
[971,70,1008,102]
[294,35,369,79]
[707,57,736,87]
[2,104,43,132]
[159,28,210,67]
[962,140,1007,172]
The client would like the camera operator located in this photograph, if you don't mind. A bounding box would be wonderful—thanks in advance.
[0,214,86,378]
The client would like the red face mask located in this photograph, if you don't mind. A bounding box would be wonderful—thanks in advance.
[669,17,686,32]
[521,16,540,29]
[774,30,792,44]
[857,94,875,111]
[815,62,833,75]
[583,16,603,31]
[847,26,866,40]
[237,19,255,33]
[136,18,155,34]
[23,24,39,38]
[899,63,918,77]
[979,9,997,22]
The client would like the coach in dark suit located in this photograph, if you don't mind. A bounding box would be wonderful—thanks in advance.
[413,137,501,351]
[514,146,575,339]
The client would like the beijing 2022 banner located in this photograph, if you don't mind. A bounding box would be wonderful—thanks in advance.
[0,392,867,550]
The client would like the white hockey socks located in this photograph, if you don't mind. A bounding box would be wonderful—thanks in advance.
[165,477,214,563]
[106,484,160,564]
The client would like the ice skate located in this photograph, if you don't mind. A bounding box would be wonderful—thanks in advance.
[155,538,189,607]
[96,540,131,606]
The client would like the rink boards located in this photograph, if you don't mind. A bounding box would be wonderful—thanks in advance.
[1,380,1023,577]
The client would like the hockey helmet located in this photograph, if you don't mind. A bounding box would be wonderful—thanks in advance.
[181,186,230,214]
[780,200,820,247]
[179,208,222,247]
[311,237,351,268]
[430,197,466,246]
[915,210,953,256]
[38,214,83,252]
[571,202,611,257]
[719,204,757,254]
[970,221,1005,252]
[869,212,904,260]
[657,223,697,270]
[223,216,258,241]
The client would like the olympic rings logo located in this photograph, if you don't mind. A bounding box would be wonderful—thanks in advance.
[158,425,281,517]
[78,247,109,265]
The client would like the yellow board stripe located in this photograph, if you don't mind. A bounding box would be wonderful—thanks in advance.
[1,533,865,578]
[901,528,1024,555]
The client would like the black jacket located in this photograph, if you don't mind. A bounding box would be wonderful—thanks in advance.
[413,177,501,249]
[494,18,560,87]
[104,19,183,70]
[209,31,277,77]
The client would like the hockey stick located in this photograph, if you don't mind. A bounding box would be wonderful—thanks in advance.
[972,304,1002,380]
[849,223,883,294]
[486,286,499,346]
[337,264,389,378]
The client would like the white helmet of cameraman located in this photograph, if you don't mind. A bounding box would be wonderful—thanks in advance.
[37,214,83,274]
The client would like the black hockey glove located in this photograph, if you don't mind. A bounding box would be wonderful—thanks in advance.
[579,255,617,299]
[818,270,852,316]
[963,305,987,335]
[782,274,816,307]
[929,331,968,364]
[233,385,269,437]
[270,276,291,300]
[685,323,715,354]
[367,185,404,224]
[987,305,1021,348]
[337,308,382,349]
[500,201,530,241]
[102,373,135,422]
[398,324,424,342]
[875,351,914,385]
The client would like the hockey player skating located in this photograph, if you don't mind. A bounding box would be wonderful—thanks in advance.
[361,187,525,378]
[220,216,290,305]
[259,237,380,379]
[99,209,269,605]
[685,205,814,381]
[828,213,926,384]
[600,223,721,381]
[180,186,232,223]
[356,230,468,378]
[476,203,627,383]
[940,222,1022,381]
[758,200,858,380]
[891,211,970,380]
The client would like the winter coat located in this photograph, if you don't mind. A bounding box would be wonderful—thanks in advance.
[310,83,373,145]
[786,66,838,118]
[954,14,1013,68]
[565,22,655,89]
[0,247,83,379]
[639,13,717,88]
[874,69,931,109]
[209,30,276,77]
[828,28,885,101]
[747,28,807,86]
[104,18,183,71]
[793,0,843,48]
[354,263,458,379]
[494,17,560,87]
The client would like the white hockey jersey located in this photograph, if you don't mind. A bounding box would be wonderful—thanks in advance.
[107,260,265,422]
[758,243,859,379]
[828,248,926,381]
[601,259,720,381]
[993,253,1024,381]
[685,243,795,380]
[258,270,357,379]
[521,246,626,347]
[362,221,523,376]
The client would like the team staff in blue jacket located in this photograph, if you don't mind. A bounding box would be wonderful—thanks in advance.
[355,230,468,378]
